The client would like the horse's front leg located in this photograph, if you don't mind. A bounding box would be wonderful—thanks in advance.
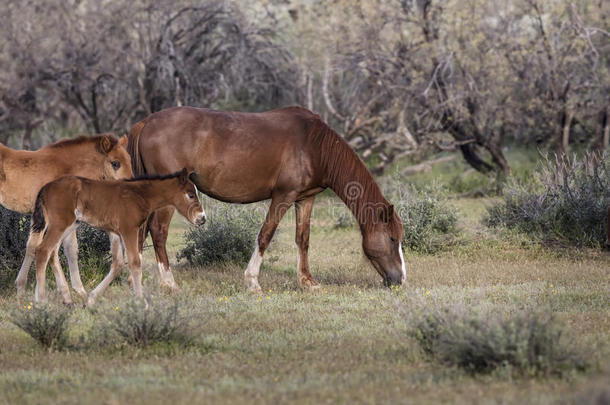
[123,232,145,302]
[148,207,179,291]
[87,233,124,306]
[245,193,296,293]
[15,229,43,302]
[295,196,320,290]
[62,225,87,299]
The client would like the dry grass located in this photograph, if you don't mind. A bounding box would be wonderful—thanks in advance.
[0,196,608,404]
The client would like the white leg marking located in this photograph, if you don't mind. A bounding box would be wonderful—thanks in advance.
[398,242,406,283]
[244,237,263,292]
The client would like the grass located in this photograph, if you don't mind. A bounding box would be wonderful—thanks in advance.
[0,192,608,404]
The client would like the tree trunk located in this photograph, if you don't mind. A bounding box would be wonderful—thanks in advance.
[602,107,609,151]
[562,110,573,153]
[22,122,33,150]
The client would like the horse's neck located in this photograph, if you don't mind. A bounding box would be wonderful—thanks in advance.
[134,180,176,212]
[327,162,387,232]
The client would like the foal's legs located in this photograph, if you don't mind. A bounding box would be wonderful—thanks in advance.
[123,232,144,300]
[295,196,320,290]
[34,225,69,303]
[245,193,296,293]
[148,207,179,290]
[49,245,72,305]
[62,226,88,298]
[15,230,43,301]
[87,233,125,306]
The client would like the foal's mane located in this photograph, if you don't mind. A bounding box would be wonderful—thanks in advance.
[46,134,118,149]
[126,170,184,182]
[304,115,397,233]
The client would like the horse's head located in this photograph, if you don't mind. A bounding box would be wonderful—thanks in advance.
[362,204,405,287]
[96,135,133,180]
[172,168,206,226]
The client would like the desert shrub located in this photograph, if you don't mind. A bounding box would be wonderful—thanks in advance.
[0,207,30,291]
[393,185,459,254]
[408,305,588,376]
[177,202,262,266]
[486,154,610,247]
[104,298,197,347]
[10,303,71,350]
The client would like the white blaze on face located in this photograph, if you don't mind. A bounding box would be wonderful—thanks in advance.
[398,242,406,282]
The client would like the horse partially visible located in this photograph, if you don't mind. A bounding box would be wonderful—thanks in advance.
[0,135,133,303]
[128,106,405,292]
[29,168,205,304]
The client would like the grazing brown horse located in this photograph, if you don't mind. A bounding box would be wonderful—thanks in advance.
[128,106,405,292]
[0,135,133,302]
[29,168,205,304]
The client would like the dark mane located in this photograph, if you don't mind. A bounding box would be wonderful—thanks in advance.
[305,117,399,234]
[45,134,118,149]
[126,170,184,182]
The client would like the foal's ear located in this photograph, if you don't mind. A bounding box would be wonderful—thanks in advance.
[379,204,394,223]
[178,168,189,185]
[118,135,128,148]
[96,135,114,154]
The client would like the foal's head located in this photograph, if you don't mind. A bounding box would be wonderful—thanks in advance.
[170,168,206,226]
[96,135,133,180]
[361,204,405,287]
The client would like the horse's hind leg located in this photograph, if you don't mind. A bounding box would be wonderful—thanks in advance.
[245,193,296,293]
[62,225,87,298]
[123,232,144,301]
[88,233,124,306]
[49,245,72,305]
[295,196,320,290]
[15,229,43,302]
[34,226,67,303]
[149,207,179,291]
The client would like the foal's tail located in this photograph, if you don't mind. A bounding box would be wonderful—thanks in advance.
[127,120,148,177]
[31,188,46,234]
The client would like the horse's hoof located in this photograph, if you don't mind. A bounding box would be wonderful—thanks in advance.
[160,282,181,293]
[245,278,263,294]
[299,278,321,291]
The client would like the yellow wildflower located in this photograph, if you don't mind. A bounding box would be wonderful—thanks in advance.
[114,306,119,311]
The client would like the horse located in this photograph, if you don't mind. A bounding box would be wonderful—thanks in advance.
[29,168,205,304]
[128,106,405,292]
[0,135,133,303]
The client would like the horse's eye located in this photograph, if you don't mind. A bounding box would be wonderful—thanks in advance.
[111,160,120,170]
[188,193,196,199]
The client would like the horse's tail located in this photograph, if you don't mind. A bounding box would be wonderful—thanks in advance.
[127,120,148,177]
[31,188,46,234]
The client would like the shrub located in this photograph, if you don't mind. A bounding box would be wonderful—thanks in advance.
[10,303,71,350]
[393,185,459,254]
[177,201,262,266]
[0,207,30,291]
[486,154,610,247]
[104,298,197,347]
[408,305,588,376]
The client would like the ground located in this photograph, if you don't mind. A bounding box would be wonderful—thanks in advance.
[0,195,608,404]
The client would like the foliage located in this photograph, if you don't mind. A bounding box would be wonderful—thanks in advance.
[0,207,30,291]
[393,184,459,254]
[408,305,589,376]
[177,202,262,266]
[72,224,111,286]
[10,303,71,350]
[103,298,197,348]
[486,154,610,247]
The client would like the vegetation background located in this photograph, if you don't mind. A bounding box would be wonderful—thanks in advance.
[0,0,609,404]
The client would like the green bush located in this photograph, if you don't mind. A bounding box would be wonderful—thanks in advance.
[72,223,111,286]
[394,185,459,254]
[177,202,262,266]
[486,154,610,247]
[0,207,29,291]
[10,303,71,350]
[104,298,197,347]
[409,305,588,376]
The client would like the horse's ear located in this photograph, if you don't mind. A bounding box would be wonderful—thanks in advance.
[379,204,394,223]
[179,168,188,185]
[97,135,114,154]
[118,135,128,148]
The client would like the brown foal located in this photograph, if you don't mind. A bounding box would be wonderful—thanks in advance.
[0,135,133,302]
[29,169,205,304]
